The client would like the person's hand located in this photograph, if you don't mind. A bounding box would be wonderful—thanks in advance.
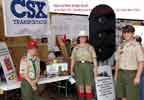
[32,85,37,91]
[114,75,117,81]
[94,73,98,80]
[31,81,37,91]
[33,79,38,84]
[70,71,75,76]
[133,76,140,85]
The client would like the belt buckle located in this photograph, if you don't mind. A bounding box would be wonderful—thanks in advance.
[81,60,85,63]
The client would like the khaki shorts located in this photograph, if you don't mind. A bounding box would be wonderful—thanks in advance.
[74,63,94,86]
[116,70,139,100]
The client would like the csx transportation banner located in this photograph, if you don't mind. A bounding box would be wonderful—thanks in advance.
[2,0,49,37]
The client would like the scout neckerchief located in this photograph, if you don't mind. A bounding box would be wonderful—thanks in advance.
[30,59,37,79]
[27,54,37,79]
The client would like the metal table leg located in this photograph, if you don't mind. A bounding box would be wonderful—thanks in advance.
[65,80,68,97]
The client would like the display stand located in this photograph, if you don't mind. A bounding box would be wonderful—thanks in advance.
[95,65,116,100]
[0,42,19,100]
[0,42,17,84]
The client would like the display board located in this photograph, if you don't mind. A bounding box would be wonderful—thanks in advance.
[95,65,115,100]
[0,42,17,84]
[51,15,89,39]
[49,0,144,20]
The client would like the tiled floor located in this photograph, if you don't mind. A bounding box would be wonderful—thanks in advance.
[39,85,76,100]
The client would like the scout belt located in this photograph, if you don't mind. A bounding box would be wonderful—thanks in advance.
[76,60,93,64]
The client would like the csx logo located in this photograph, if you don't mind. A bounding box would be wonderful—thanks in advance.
[11,0,48,18]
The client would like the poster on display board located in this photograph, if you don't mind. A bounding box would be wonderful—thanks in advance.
[0,42,17,84]
[95,65,115,100]
[51,15,89,39]
[49,0,144,20]
[2,0,49,37]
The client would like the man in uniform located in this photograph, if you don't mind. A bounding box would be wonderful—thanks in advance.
[114,25,144,100]
[20,39,40,100]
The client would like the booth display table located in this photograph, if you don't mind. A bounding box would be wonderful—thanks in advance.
[0,75,71,100]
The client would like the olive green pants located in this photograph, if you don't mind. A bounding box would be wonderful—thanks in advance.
[116,70,139,100]
[74,63,94,86]
[21,79,39,100]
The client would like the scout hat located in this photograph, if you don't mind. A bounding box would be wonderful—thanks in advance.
[27,39,38,49]
[122,25,135,33]
[78,30,88,37]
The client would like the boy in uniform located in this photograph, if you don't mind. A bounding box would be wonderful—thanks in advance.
[20,39,40,100]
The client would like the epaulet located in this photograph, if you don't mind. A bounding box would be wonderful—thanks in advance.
[88,44,93,48]
[130,40,139,46]
[74,45,79,50]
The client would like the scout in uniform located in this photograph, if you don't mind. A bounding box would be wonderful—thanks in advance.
[20,39,40,100]
[114,25,144,100]
[71,30,98,100]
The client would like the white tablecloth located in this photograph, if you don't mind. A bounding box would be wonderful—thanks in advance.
[0,76,71,91]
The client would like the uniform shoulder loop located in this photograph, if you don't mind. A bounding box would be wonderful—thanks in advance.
[88,44,94,49]
[87,43,91,46]
[75,45,79,49]
[36,57,40,61]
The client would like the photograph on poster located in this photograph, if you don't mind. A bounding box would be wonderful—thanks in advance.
[7,71,17,81]
[97,71,110,77]
[3,56,13,71]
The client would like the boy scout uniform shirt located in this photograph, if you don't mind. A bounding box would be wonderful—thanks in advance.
[115,39,144,70]
[20,54,40,80]
[71,44,96,62]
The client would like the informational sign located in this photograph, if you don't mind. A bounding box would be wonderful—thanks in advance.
[0,42,17,84]
[49,0,144,20]
[2,0,49,37]
[68,76,76,85]
[95,65,115,100]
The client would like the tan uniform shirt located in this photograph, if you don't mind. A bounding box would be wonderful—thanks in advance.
[20,54,40,80]
[115,39,144,70]
[71,44,96,62]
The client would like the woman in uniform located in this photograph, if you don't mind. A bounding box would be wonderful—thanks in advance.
[71,30,98,100]
[20,39,40,100]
